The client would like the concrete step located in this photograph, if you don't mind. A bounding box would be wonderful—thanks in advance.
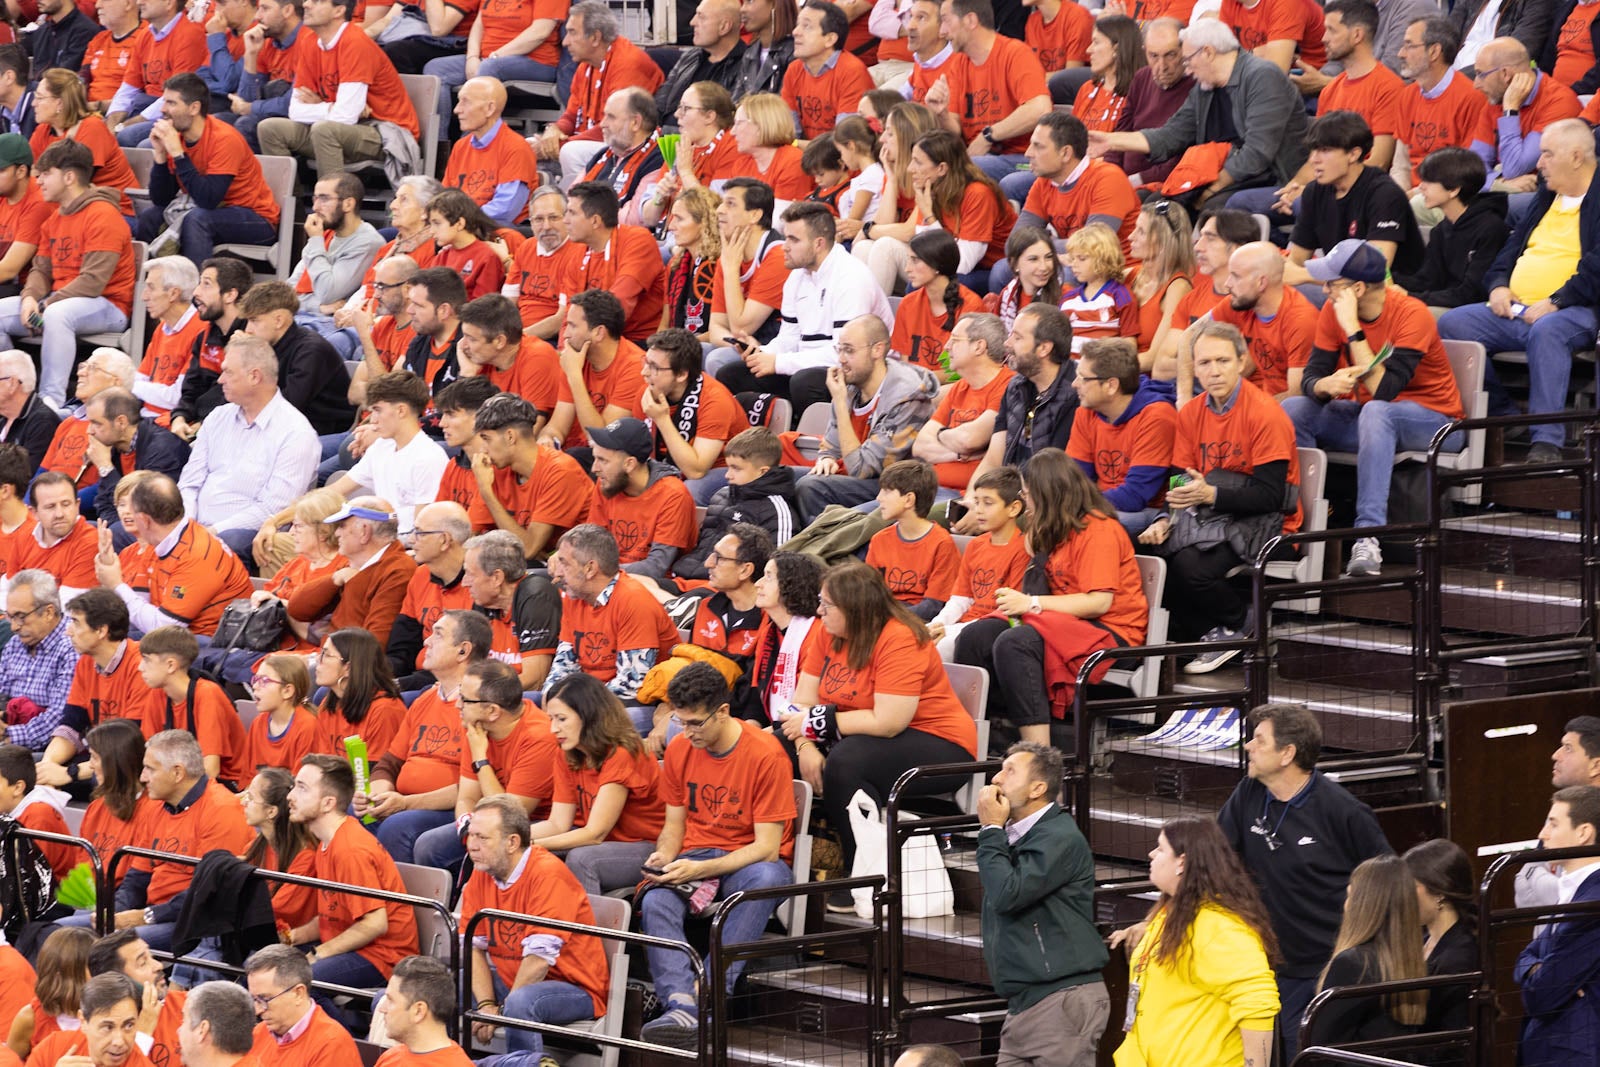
[1168,672,1418,753]
[724,1023,872,1067]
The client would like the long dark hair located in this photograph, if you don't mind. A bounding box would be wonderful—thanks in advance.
[1095,14,1144,97]
[1023,449,1113,558]
[1322,855,1427,1025]
[1154,816,1280,966]
[912,129,1007,233]
[823,560,929,670]
[1404,838,1478,935]
[545,671,646,772]
[86,718,145,823]
[243,766,314,872]
[322,627,401,725]
[1006,225,1064,306]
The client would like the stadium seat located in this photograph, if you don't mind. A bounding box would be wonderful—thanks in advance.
[777,778,814,935]
[796,402,831,438]
[214,155,299,281]
[1102,555,1167,701]
[236,699,262,733]
[61,804,85,837]
[554,894,633,1067]
[1395,340,1488,504]
[396,860,455,959]
[124,147,154,214]
[763,396,793,434]
[346,75,442,188]
[1262,446,1329,611]
[943,661,990,810]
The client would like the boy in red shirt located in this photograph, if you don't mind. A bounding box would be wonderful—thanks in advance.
[136,626,247,787]
[865,459,961,620]
[0,743,74,879]
[928,465,1028,659]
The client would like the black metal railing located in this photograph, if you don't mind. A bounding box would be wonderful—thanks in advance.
[1297,971,1484,1065]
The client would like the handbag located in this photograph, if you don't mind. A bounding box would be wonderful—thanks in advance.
[846,789,954,920]
[211,598,289,653]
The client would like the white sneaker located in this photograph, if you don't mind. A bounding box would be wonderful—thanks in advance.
[1346,537,1382,577]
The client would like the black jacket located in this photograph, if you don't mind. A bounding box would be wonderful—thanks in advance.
[731,36,794,102]
[1484,164,1600,310]
[1451,0,1556,67]
[171,317,244,427]
[23,7,99,83]
[0,391,59,471]
[386,565,468,690]
[403,325,460,428]
[171,849,280,965]
[1392,193,1511,310]
[93,419,191,522]
[673,464,801,579]
[1542,0,1600,92]
[656,41,746,124]
[273,322,355,435]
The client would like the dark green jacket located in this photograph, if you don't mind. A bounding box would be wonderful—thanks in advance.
[977,804,1108,1013]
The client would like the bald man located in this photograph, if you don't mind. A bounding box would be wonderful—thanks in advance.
[579,89,667,218]
[1470,37,1582,188]
[1207,241,1321,402]
[655,0,747,124]
[444,76,543,227]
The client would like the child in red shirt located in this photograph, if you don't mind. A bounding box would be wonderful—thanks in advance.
[865,460,961,621]
[427,189,508,302]
[929,467,1029,659]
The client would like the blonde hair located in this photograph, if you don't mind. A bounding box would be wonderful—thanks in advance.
[1064,222,1126,286]
[1131,202,1195,302]
[737,93,799,147]
[673,186,723,260]
[292,487,348,553]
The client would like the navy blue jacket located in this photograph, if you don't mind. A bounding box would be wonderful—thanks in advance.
[1516,865,1600,1065]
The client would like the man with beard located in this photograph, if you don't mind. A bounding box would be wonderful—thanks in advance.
[512,187,581,339]
[540,288,647,452]
[0,134,50,298]
[585,417,698,581]
[636,327,748,503]
[138,73,279,264]
[1158,207,1258,399]
[1470,36,1581,189]
[25,973,154,1067]
[25,0,99,88]
[169,258,252,442]
[287,173,383,335]
[1066,339,1176,538]
[1208,241,1320,402]
[347,256,420,407]
[578,89,666,219]
[89,930,184,1067]
[400,267,465,401]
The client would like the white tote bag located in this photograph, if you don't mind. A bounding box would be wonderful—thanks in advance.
[846,789,955,920]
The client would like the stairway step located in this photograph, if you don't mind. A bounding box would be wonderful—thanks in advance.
[724,1024,872,1067]
[1442,512,1581,543]
[748,963,1001,1021]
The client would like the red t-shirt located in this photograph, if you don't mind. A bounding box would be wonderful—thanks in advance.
[16,518,98,592]
[0,177,54,271]
[1173,378,1303,534]
[941,35,1049,153]
[37,193,135,314]
[1398,70,1488,186]
[1221,0,1301,54]
[1556,1,1600,83]
[514,239,583,327]
[39,418,93,488]
[781,50,877,140]
[456,701,561,814]
[930,367,1013,489]
[79,794,159,888]
[1317,62,1405,138]
[553,338,648,448]
[84,24,143,103]
[551,743,665,843]
[130,779,254,904]
[558,573,680,683]
[561,228,666,342]
[294,22,420,138]
[721,145,817,201]
[954,530,1030,621]
[138,310,208,416]
[1475,74,1583,156]
[661,717,796,858]
[1072,76,1126,134]
[433,239,506,302]
[1026,1,1092,72]
[121,15,206,93]
[141,676,249,786]
[1039,512,1148,644]
[314,693,405,761]
[241,706,321,774]
[867,523,962,604]
[587,475,700,564]
[558,36,664,136]
[476,0,566,61]
[1067,397,1178,506]
[168,116,280,224]
[382,687,466,795]
[631,373,748,466]
[1209,283,1320,398]
[311,816,419,978]
[890,284,986,372]
[467,444,592,535]
[1021,159,1138,259]
[447,121,542,220]
[1310,291,1463,418]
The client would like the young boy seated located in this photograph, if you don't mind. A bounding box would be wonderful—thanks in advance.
[137,627,248,788]
[928,467,1031,660]
[802,135,853,216]
[865,459,961,621]
[668,427,802,585]
[1390,147,1510,312]
[0,742,74,878]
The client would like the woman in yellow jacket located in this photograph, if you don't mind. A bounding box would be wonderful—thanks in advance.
[1112,816,1282,1067]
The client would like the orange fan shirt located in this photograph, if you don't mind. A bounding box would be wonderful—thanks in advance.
[37,192,136,315]
[1556,0,1600,83]
[0,945,33,1029]
[146,520,253,636]
[382,687,465,796]
[801,620,978,755]
[1067,395,1177,507]
[311,816,419,978]
[1221,0,1301,54]
[483,336,562,414]
[1476,74,1583,153]
[514,239,583,327]
[26,1032,151,1067]
[294,22,420,139]
[66,641,154,733]
[1021,158,1138,258]
[433,239,506,302]
[553,338,648,449]
[138,309,208,416]
[458,845,610,1012]
[587,475,699,565]
[33,117,137,217]
[456,700,562,813]
[954,531,1030,622]
[721,145,817,201]
[1040,511,1147,644]
[477,0,567,61]
[131,778,254,904]
[40,417,94,488]
[163,116,281,225]
[1317,62,1404,137]
[558,36,664,136]
[84,24,144,103]
[1399,71,1488,186]
[1209,283,1320,398]
[1173,378,1303,534]
[17,518,98,592]
[930,366,1013,489]
[447,121,542,220]
[141,676,250,786]
[1072,76,1126,133]
[890,283,986,372]
[241,706,321,774]
[661,716,795,859]
[1310,291,1463,418]
[398,567,473,669]
[781,50,877,140]
[942,35,1049,153]
[562,228,666,342]
[551,744,665,843]
[314,692,405,760]
[467,444,593,535]
[1169,272,1225,331]
[711,239,790,321]
[1026,1,1092,72]
[930,181,1013,269]
[371,315,416,372]
[867,522,962,604]
[121,14,207,94]
[631,373,747,466]
[375,1046,476,1067]
[558,573,680,683]
[0,514,33,580]
[78,795,158,888]
[0,177,54,267]
[249,1004,355,1067]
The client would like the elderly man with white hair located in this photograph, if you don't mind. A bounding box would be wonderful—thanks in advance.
[0,349,60,470]
[1087,19,1309,211]
[285,495,418,648]
[131,256,205,419]
[177,333,319,567]
[0,568,76,752]
[39,348,137,495]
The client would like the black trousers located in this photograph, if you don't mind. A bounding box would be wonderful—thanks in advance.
[1163,543,1250,640]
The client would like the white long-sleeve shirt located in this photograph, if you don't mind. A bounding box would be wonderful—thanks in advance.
[287,23,369,125]
[767,244,895,377]
[178,390,319,533]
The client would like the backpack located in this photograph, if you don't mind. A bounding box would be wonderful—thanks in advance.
[0,814,56,942]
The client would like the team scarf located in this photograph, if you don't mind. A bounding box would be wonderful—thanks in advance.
[664,250,717,335]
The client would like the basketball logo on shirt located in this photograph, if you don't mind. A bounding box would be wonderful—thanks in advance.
[962,88,1003,122]
[1096,448,1129,487]
[573,629,613,665]
[797,95,832,137]
[821,659,857,702]
[1198,439,1245,472]
[149,1042,172,1067]
[411,723,456,757]
[611,519,647,556]
[885,567,922,596]
[969,565,1000,603]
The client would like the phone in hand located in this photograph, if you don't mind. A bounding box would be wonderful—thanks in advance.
[946,499,970,525]
[642,863,669,877]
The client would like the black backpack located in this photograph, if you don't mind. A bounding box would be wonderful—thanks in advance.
[0,814,55,943]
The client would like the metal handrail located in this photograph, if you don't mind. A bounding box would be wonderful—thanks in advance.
[1298,970,1484,1061]
[11,826,104,927]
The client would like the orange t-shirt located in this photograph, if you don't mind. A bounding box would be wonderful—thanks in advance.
[311,816,418,978]
[294,22,420,138]
[1021,158,1138,259]
[374,1043,476,1067]
[930,366,1013,490]
[1221,0,1301,53]
[80,794,160,888]
[16,519,98,592]
[476,0,566,62]
[1067,395,1178,506]
[661,716,796,859]
[40,417,94,488]
[686,129,743,185]
[382,687,465,796]
[1026,1,1092,72]
[721,145,817,201]
[1310,291,1463,418]
[1040,512,1148,644]
[398,567,473,668]
[558,573,680,683]
[0,177,54,264]
[147,521,253,636]
[0,946,33,1035]
[557,36,663,136]
[138,310,208,415]
[130,778,254,904]
[514,239,582,327]
[781,51,877,140]
[934,181,1014,269]
[954,531,1030,622]
[458,845,610,1012]
[562,228,666,342]
[467,444,592,535]
[1317,62,1404,137]
[168,117,280,225]
[0,513,33,579]
[1173,378,1303,534]
[551,743,665,843]
[37,194,135,314]
[314,692,405,760]
[801,620,978,755]
[121,15,206,93]
[447,121,542,220]
[1209,283,1320,398]
[141,676,249,786]
[890,284,986,372]
[1131,269,1186,350]
[456,701,561,813]
[942,35,1049,153]
[16,802,73,880]
[1556,1,1600,83]
[1072,76,1126,134]
[1169,272,1225,331]
[867,522,962,603]
[630,373,748,466]
[249,1004,355,1067]
[26,1032,151,1067]
[1398,70,1488,186]
[241,706,321,774]
[710,239,790,321]
[66,641,153,732]
[1476,74,1583,153]
[434,239,506,302]
[83,24,143,103]
[587,476,699,565]
[370,314,415,372]
[553,338,648,449]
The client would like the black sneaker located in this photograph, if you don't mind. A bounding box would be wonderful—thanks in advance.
[826,888,857,913]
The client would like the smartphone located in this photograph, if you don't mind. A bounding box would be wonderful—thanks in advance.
[642,863,669,877]
[1510,302,1529,317]
[946,499,970,525]
[736,336,759,355]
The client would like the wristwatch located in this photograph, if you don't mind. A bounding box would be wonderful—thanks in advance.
[472,758,492,773]
[862,221,875,239]
[1347,329,1366,344]
[980,126,995,144]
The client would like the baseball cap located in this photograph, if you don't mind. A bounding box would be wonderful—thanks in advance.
[0,134,31,170]
[588,418,653,462]
[1304,239,1389,285]
[323,503,397,524]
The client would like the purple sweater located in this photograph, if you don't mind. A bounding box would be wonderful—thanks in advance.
[1105,67,1197,186]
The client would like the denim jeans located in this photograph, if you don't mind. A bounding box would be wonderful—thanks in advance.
[1282,396,1462,528]
[414,819,467,875]
[0,295,128,407]
[424,53,557,139]
[493,971,596,1056]
[973,153,1029,183]
[311,948,386,1028]
[137,203,277,264]
[1437,301,1598,448]
[374,807,456,864]
[562,838,657,895]
[638,848,793,1003]
[998,168,1035,206]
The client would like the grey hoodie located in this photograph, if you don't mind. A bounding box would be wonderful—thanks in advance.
[821,358,941,479]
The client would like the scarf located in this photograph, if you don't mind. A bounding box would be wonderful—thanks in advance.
[664,250,717,334]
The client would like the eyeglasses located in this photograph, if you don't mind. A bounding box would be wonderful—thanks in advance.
[8,604,53,624]
[251,985,300,1010]
[460,698,499,709]
[1180,48,1202,64]
[372,280,406,291]
[411,528,446,539]
[675,103,710,116]
[703,550,728,566]
[670,712,716,730]
[817,596,837,613]
[643,361,673,374]
[250,673,285,688]
[318,648,343,663]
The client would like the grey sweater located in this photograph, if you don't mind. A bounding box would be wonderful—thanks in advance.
[1139,50,1311,190]
[821,358,941,478]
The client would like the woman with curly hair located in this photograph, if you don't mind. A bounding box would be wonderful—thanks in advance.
[1111,816,1280,1067]
[750,550,824,722]
[660,186,723,339]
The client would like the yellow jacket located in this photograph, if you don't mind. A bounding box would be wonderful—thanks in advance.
[1114,904,1281,1067]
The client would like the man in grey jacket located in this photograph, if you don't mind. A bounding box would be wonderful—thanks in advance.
[795,314,939,522]
[1087,19,1308,211]
[289,172,384,337]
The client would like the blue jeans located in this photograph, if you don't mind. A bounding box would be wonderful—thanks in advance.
[179,205,278,265]
[973,153,1028,183]
[414,819,467,875]
[639,848,793,1003]
[318,430,355,483]
[0,295,128,407]
[493,971,596,1056]
[1282,396,1462,528]
[312,948,386,1028]
[424,53,557,139]
[374,807,455,864]
[216,526,258,569]
[685,468,729,505]
[1437,301,1598,447]
[1114,506,1163,537]
[999,168,1035,206]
